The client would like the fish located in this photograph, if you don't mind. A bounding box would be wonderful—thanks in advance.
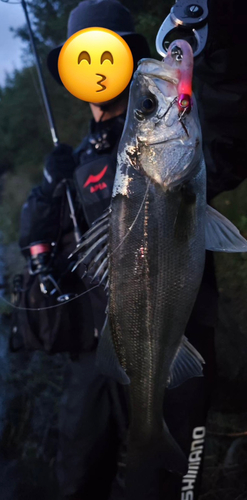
[72,40,247,499]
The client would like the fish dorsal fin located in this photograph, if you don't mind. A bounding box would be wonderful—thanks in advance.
[71,208,110,285]
[205,205,247,252]
[167,336,205,389]
[96,318,130,385]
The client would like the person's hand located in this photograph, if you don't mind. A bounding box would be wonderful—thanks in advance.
[41,143,76,197]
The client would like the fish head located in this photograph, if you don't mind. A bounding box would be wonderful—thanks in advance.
[119,40,202,191]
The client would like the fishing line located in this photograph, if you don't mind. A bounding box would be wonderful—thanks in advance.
[0,178,151,312]
[110,178,151,256]
[0,283,101,311]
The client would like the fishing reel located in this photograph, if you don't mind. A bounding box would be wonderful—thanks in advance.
[29,243,77,302]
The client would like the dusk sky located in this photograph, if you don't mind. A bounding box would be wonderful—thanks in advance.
[0,1,26,86]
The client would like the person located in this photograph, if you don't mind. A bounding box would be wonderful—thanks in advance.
[19,2,152,499]
[18,0,247,499]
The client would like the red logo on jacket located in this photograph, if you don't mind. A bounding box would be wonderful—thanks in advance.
[83,165,108,193]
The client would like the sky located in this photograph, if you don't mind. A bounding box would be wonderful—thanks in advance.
[0,1,26,86]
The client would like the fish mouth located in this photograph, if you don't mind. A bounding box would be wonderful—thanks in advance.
[145,73,178,85]
[96,74,106,92]
[146,136,187,148]
[137,58,179,86]
[148,138,178,146]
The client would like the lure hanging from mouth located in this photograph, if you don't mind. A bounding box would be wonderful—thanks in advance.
[163,39,193,114]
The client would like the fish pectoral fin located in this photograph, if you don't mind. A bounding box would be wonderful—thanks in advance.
[70,208,110,284]
[167,336,205,389]
[205,205,247,252]
[96,318,130,385]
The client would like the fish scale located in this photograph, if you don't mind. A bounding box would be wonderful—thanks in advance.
[72,41,247,499]
[109,166,205,447]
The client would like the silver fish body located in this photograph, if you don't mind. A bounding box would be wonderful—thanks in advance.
[108,48,205,479]
[72,40,247,499]
[110,164,206,430]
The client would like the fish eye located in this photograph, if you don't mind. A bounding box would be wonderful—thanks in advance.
[141,97,156,112]
[135,96,157,120]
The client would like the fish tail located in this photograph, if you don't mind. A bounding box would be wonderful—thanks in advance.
[126,421,188,500]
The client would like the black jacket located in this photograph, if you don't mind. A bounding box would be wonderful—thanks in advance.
[19,114,126,346]
[19,114,126,251]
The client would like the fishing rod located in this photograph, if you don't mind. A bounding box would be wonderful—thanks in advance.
[1,0,81,244]
[21,0,59,146]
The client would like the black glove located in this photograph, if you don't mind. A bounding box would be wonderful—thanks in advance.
[41,143,76,197]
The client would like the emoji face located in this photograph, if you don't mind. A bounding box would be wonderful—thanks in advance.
[58,27,134,103]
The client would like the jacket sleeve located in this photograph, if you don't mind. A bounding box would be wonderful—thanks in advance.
[19,185,68,255]
[194,0,247,200]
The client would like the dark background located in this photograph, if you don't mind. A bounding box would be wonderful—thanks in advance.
[0,1,247,499]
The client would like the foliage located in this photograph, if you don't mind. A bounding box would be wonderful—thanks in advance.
[212,181,247,335]
[0,67,52,171]
[0,172,33,245]
[0,63,90,174]
[0,344,68,499]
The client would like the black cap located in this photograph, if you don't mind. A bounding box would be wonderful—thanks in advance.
[47,0,150,85]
